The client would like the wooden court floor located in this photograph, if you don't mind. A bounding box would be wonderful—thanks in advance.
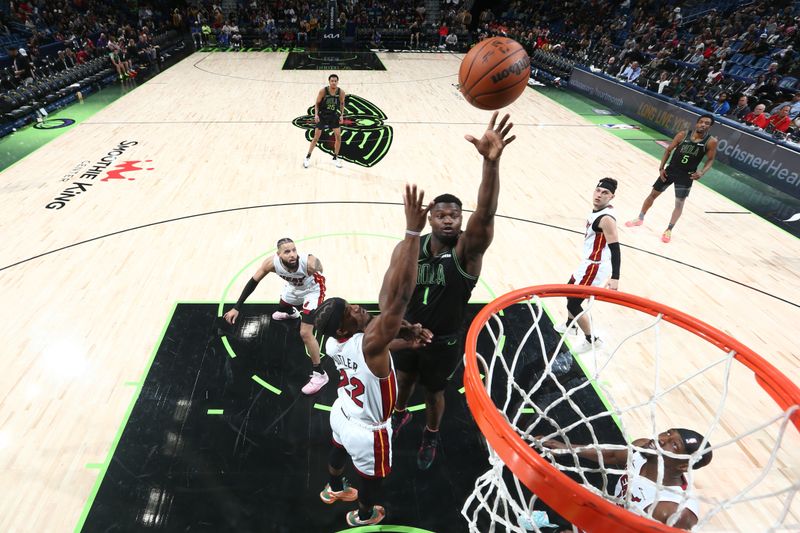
[0,51,798,532]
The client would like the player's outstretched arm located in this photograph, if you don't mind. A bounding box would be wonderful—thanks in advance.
[363,185,431,363]
[222,259,274,324]
[460,111,516,276]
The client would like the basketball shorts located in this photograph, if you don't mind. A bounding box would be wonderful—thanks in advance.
[652,169,693,198]
[316,113,341,130]
[392,334,463,392]
[280,283,323,324]
[570,259,611,288]
[330,398,393,478]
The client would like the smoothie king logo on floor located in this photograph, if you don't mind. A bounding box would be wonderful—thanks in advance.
[45,140,153,210]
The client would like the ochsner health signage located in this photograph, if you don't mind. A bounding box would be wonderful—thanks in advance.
[569,67,800,200]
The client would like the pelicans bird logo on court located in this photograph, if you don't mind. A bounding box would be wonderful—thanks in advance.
[292,94,393,168]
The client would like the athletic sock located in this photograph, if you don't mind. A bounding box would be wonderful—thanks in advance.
[313,363,323,374]
[306,152,311,158]
[358,506,373,521]
[638,212,645,220]
[329,473,343,492]
[423,426,439,441]
[667,223,675,230]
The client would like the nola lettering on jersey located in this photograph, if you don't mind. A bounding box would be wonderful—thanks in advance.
[417,263,446,286]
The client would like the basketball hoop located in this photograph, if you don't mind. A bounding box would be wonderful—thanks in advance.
[462,284,800,532]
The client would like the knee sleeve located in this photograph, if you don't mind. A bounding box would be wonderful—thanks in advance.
[567,297,584,317]
[328,445,348,471]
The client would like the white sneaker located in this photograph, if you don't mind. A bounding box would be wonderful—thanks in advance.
[301,371,329,395]
[303,156,310,168]
[554,322,579,335]
[574,337,604,353]
[272,308,301,320]
[334,158,342,168]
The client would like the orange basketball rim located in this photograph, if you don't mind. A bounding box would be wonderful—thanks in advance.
[463,284,800,533]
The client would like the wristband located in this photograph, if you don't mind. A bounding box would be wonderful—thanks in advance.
[405,230,421,236]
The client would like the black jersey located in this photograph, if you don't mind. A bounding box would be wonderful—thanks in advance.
[320,87,341,117]
[666,130,710,174]
[404,233,478,337]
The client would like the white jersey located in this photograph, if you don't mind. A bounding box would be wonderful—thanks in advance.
[273,253,320,292]
[614,451,700,520]
[580,205,615,264]
[326,334,397,427]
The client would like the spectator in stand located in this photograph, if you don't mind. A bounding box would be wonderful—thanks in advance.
[705,63,724,85]
[744,75,767,97]
[679,79,698,103]
[663,75,682,97]
[656,71,671,94]
[765,105,793,133]
[743,103,769,128]
[727,95,751,120]
[409,18,421,48]
[619,60,641,82]
[438,21,449,47]
[7,46,33,85]
[445,31,458,51]
[75,46,89,64]
[710,91,730,114]
[604,56,621,77]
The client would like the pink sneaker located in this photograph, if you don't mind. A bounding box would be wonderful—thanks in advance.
[301,371,329,395]
[625,218,643,227]
[661,230,672,243]
[272,308,300,320]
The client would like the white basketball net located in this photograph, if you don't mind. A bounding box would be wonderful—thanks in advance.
[462,293,800,532]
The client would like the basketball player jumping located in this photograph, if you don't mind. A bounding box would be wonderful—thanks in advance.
[391,111,516,471]
[304,73,346,169]
[540,428,712,530]
[314,184,432,527]
[625,115,718,243]
[556,178,621,352]
[222,238,329,395]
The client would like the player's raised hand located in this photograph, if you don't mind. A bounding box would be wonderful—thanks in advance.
[223,308,239,325]
[465,111,516,161]
[404,183,432,234]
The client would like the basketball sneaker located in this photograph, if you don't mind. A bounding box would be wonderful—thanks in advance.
[391,409,412,439]
[272,308,301,320]
[574,337,603,354]
[554,322,579,335]
[301,370,329,395]
[661,230,672,243]
[303,156,310,168]
[334,157,342,168]
[346,505,385,526]
[319,479,358,504]
[625,218,644,227]
[417,429,440,470]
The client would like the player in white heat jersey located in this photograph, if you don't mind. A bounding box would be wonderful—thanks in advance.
[541,428,712,530]
[314,185,432,527]
[556,177,621,352]
[222,238,329,395]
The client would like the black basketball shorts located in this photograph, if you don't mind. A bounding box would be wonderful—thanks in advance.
[316,114,341,130]
[392,335,463,392]
[652,170,693,198]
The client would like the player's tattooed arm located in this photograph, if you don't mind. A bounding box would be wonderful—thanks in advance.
[308,255,323,274]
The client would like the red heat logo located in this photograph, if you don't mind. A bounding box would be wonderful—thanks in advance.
[101,160,154,182]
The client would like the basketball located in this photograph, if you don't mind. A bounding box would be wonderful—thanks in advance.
[458,37,531,110]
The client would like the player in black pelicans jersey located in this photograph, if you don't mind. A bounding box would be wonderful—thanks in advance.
[389,111,516,470]
[625,114,718,243]
[304,73,346,169]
